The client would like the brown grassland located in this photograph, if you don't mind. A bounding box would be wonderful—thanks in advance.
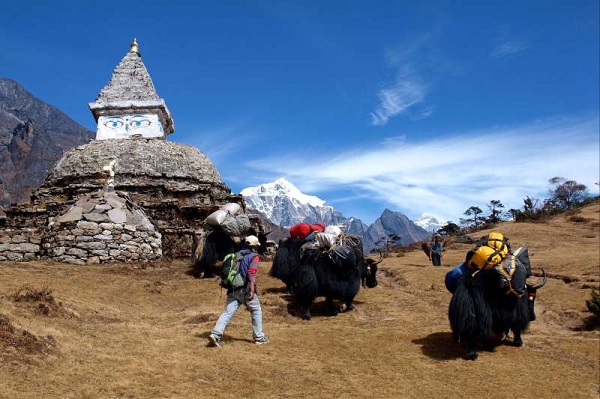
[1,201,599,399]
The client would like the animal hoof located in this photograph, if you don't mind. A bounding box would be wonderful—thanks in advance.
[466,351,478,361]
[513,339,523,347]
[302,314,312,321]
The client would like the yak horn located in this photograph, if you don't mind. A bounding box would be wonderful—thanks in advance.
[368,250,384,265]
[527,269,548,289]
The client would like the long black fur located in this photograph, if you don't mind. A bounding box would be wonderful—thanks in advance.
[271,235,376,320]
[448,264,532,360]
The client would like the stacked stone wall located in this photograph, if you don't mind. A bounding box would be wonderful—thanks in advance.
[44,221,161,264]
[0,228,43,261]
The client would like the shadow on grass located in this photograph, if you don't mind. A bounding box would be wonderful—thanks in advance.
[194,331,254,347]
[572,315,600,331]
[412,331,465,360]
[284,298,363,320]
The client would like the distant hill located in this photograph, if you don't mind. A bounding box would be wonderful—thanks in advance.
[0,78,94,207]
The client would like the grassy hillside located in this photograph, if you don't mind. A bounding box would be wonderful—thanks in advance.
[0,201,598,398]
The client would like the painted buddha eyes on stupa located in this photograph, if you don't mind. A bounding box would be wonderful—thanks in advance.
[103,117,125,129]
[129,115,152,129]
[102,115,151,130]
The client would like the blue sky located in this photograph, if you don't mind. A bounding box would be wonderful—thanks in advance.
[1,1,598,225]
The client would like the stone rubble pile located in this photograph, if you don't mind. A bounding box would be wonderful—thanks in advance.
[43,190,162,264]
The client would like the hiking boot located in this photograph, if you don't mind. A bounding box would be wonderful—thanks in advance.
[255,336,269,345]
[208,333,222,348]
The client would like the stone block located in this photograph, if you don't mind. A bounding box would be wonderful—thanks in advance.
[57,206,84,223]
[93,234,113,241]
[108,208,127,224]
[19,243,41,253]
[51,247,66,256]
[83,212,109,223]
[77,221,100,230]
[6,252,24,261]
[99,223,116,230]
[67,247,87,257]
[11,235,27,244]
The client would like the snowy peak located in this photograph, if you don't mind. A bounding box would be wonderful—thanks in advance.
[240,178,325,207]
[414,213,443,233]
[241,178,342,227]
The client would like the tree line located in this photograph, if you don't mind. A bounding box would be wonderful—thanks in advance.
[437,176,595,236]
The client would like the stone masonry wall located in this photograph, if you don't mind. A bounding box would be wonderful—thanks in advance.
[44,220,161,265]
[0,228,43,261]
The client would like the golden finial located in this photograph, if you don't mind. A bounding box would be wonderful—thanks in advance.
[130,38,139,54]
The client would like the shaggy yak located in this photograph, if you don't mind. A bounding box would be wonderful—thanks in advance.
[270,234,380,320]
[192,227,268,278]
[448,246,547,360]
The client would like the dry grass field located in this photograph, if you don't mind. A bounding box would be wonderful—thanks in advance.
[1,201,598,399]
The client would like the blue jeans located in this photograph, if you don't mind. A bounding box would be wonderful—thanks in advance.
[211,292,266,341]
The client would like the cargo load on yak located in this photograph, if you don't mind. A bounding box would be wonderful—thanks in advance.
[446,232,532,295]
[289,222,326,239]
[204,203,252,238]
[466,232,511,270]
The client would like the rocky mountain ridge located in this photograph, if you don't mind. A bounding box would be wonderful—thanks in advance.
[0,78,94,207]
[241,178,432,253]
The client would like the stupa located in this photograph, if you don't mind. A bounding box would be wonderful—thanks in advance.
[0,39,260,263]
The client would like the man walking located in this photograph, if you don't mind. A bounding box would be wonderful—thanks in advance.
[208,235,269,347]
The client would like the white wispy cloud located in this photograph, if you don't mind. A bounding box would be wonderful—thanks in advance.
[490,41,528,59]
[370,78,428,126]
[490,25,530,60]
[370,32,452,126]
[243,115,600,223]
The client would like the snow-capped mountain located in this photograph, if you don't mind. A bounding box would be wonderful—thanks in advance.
[241,178,433,254]
[414,213,444,234]
[241,178,348,228]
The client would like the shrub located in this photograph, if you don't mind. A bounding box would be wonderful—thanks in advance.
[586,289,600,318]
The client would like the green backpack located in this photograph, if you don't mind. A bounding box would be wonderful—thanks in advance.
[221,252,246,289]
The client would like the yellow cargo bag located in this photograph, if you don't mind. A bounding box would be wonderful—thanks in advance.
[467,232,510,270]
[486,232,510,253]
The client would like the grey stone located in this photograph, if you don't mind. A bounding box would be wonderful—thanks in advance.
[67,248,87,257]
[93,234,113,241]
[124,224,137,232]
[19,243,40,253]
[11,235,27,244]
[83,212,109,222]
[6,252,24,261]
[108,208,127,224]
[23,253,38,261]
[51,247,66,256]
[57,206,83,223]
[77,221,100,230]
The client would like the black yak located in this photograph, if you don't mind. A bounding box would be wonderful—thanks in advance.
[271,234,380,320]
[448,246,547,360]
